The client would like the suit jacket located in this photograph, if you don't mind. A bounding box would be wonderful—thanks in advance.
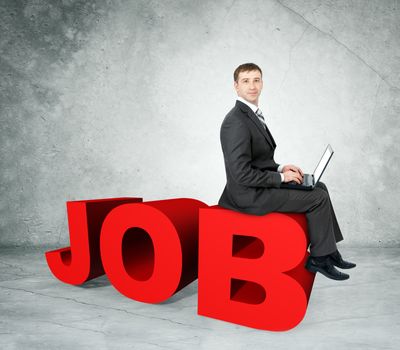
[218,100,289,215]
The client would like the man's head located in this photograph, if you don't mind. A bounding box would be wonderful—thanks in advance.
[233,63,263,106]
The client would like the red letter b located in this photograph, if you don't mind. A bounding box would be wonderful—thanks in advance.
[198,207,315,331]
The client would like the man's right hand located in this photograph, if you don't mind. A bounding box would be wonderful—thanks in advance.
[283,170,303,184]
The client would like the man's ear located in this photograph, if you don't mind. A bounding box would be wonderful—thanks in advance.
[234,81,238,92]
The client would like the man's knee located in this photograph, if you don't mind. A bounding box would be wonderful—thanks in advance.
[314,187,329,204]
[316,181,328,191]
[306,188,329,212]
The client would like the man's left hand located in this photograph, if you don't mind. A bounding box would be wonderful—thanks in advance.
[282,164,304,177]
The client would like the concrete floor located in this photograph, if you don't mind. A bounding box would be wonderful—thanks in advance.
[0,247,399,349]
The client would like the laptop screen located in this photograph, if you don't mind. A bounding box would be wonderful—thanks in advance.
[313,145,334,183]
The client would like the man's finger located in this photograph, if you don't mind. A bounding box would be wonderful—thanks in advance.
[291,171,302,183]
[294,166,303,177]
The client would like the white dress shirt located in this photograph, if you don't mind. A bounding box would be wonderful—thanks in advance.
[236,96,285,182]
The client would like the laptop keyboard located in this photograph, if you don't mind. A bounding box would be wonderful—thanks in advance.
[287,174,313,186]
[304,174,312,185]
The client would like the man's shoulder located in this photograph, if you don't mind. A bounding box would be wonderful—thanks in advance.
[223,102,247,124]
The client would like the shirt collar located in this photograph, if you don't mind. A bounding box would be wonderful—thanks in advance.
[236,96,259,114]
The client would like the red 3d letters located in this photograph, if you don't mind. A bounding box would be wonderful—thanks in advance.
[46,197,315,331]
[198,206,315,331]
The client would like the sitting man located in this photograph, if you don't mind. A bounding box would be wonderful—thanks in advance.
[218,62,356,281]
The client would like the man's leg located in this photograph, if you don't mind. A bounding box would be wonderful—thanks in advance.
[273,186,338,257]
[270,183,354,280]
[315,181,343,243]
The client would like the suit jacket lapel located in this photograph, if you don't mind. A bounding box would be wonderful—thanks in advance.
[236,100,276,149]
[263,120,277,149]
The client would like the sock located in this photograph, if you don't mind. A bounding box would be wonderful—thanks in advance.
[313,255,328,263]
[329,249,340,259]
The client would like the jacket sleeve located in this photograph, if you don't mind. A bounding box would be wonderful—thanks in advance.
[220,116,282,188]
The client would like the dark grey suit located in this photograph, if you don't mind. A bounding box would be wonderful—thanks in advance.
[218,100,343,256]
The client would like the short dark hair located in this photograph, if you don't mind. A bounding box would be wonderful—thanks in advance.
[233,63,262,82]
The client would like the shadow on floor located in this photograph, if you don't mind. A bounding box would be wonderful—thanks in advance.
[76,273,198,304]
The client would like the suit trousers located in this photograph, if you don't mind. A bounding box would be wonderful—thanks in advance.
[273,181,343,257]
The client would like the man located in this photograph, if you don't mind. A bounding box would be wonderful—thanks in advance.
[218,63,356,281]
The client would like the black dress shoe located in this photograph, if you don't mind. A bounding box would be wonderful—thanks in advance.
[329,250,356,269]
[305,256,349,281]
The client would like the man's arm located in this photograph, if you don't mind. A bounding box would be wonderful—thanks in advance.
[220,117,282,188]
[276,164,285,182]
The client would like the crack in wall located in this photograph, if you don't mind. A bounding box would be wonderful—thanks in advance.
[304,310,400,326]
[222,0,238,23]
[276,0,399,90]
[372,79,383,120]
[0,285,213,331]
[35,318,109,336]
[0,260,27,274]
[136,341,175,349]
[279,23,310,90]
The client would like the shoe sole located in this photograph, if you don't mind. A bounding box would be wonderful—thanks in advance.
[306,262,350,281]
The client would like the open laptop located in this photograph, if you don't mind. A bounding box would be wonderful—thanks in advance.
[280,144,334,191]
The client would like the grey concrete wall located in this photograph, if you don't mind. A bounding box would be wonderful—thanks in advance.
[1,0,399,247]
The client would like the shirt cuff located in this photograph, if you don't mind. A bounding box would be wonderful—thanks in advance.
[280,173,285,182]
[277,164,284,173]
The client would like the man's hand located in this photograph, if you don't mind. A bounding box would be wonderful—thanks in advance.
[282,164,304,184]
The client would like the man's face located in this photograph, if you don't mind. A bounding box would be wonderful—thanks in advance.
[234,70,263,105]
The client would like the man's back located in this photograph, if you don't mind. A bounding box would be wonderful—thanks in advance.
[218,100,288,215]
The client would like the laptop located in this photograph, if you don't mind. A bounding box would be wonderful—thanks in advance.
[280,144,334,191]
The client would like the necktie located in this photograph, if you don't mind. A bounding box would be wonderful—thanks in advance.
[255,108,267,130]
[255,108,276,148]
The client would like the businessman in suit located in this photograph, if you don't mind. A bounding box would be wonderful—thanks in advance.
[218,63,356,281]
